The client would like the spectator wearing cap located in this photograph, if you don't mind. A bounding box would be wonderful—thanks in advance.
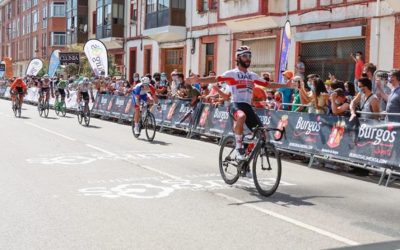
[350,78,380,121]
[375,72,392,111]
[330,88,351,116]
[279,70,294,110]
[385,69,400,122]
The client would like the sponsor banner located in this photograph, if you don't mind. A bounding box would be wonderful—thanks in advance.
[26,58,43,76]
[97,94,111,115]
[208,104,232,136]
[120,97,135,121]
[193,104,213,135]
[163,100,179,127]
[171,100,194,130]
[110,95,127,118]
[48,50,61,77]
[84,39,108,77]
[0,86,7,97]
[150,99,166,124]
[3,57,13,79]
[0,63,5,78]
[59,52,80,65]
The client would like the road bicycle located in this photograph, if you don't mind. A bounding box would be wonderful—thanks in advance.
[12,94,22,118]
[54,98,67,117]
[77,101,90,126]
[132,102,157,141]
[219,126,285,197]
[38,93,50,118]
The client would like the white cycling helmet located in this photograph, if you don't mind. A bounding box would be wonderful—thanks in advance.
[83,77,90,83]
[235,46,251,58]
[141,77,150,86]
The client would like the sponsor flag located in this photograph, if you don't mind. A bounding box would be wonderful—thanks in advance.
[278,21,292,84]
[26,58,43,76]
[48,50,61,77]
[84,39,108,77]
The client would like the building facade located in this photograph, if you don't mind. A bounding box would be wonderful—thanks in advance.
[0,0,67,77]
[124,0,400,82]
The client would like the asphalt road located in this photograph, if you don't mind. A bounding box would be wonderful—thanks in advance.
[0,99,399,250]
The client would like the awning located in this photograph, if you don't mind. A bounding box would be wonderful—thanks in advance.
[143,26,186,43]
[224,16,280,33]
[99,38,124,51]
[295,26,364,42]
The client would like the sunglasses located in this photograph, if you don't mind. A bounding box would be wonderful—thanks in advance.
[240,53,252,59]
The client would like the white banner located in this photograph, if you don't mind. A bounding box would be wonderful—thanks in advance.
[84,39,108,77]
[26,59,43,76]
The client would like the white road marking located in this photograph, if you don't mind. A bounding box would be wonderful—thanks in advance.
[215,192,360,246]
[25,122,77,141]
[85,144,182,180]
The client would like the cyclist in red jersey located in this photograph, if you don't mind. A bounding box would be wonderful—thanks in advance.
[10,78,27,109]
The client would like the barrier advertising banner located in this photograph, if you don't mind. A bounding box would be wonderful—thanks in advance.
[84,39,108,77]
[48,50,61,77]
[26,58,43,76]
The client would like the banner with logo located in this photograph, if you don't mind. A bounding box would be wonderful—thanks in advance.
[26,58,43,76]
[278,21,292,84]
[48,50,61,77]
[84,39,108,77]
[0,86,7,97]
[110,95,127,118]
[0,62,6,78]
[3,57,13,79]
[59,52,80,65]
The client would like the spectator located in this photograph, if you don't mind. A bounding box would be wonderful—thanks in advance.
[155,72,169,98]
[179,74,200,107]
[262,72,271,82]
[313,78,329,114]
[328,72,338,83]
[175,73,187,98]
[252,85,267,108]
[375,72,392,111]
[208,71,216,77]
[279,70,294,110]
[291,76,307,112]
[330,88,351,116]
[344,81,356,101]
[350,78,380,121]
[299,75,315,112]
[385,69,400,122]
[170,71,179,97]
[295,56,305,79]
[132,73,140,86]
[274,91,283,110]
[266,90,276,110]
[350,51,364,91]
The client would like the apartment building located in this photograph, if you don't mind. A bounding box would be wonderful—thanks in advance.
[0,0,66,77]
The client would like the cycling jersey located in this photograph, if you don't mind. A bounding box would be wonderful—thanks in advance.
[57,80,68,90]
[10,79,27,93]
[78,82,91,93]
[40,80,51,88]
[218,68,267,105]
[132,83,156,106]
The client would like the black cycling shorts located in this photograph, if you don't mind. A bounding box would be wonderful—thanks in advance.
[58,88,66,98]
[40,87,50,94]
[16,87,24,95]
[81,92,89,101]
[229,102,262,131]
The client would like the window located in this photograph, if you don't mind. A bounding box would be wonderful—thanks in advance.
[96,7,103,27]
[32,11,38,32]
[32,36,37,57]
[171,0,185,9]
[32,0,38,7]
[43,4,48,28]
[196,0,216,12]
[130,1,138,21]
[104,4,111,25]
[146,0,156,14]
[51,3,66,17]
[93,11,97,34]
[51,32,66,45]
[202,0,209,12]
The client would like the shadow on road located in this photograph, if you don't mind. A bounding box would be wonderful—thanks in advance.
[136,138,171,146]
[86,125,102,129]
[43,117,58,120]
[18,116,31,119]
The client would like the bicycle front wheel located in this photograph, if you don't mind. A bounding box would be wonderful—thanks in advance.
[38,102,44,117]
[55,102,60,116]
[145,112,156,141]
[84,111,90,126]
[252,145,282,197]
[77,112,83,124]
[219,136,240,185]
[44,102,49,118]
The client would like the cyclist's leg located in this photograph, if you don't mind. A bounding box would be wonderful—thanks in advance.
[230,103,247,151]
[45,89,50,104]
[19,93,24,107]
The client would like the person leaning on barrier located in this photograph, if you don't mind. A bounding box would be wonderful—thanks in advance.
[179,74,200,107]
[291,76,307,112]
[375,72,392,111]
[350,77,380,121]
[330,88,351,117]
[385,69,400,123]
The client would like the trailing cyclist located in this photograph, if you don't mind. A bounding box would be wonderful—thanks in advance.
[132,77,160,135]
[10,78,27,109]
[54,75,70,104]
[77,77,94,113]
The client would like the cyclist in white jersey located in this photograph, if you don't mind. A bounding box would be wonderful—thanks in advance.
[77,77,94,113]
[188,46,292,165]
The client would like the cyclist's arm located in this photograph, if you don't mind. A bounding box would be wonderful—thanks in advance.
[186,76,217,86]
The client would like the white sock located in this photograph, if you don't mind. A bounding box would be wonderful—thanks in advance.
[134,123,139,129]
[235,134,243,150]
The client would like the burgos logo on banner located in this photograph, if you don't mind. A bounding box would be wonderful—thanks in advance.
[295,116,321,135]
[358,123,396,145]
[213,109,229,120]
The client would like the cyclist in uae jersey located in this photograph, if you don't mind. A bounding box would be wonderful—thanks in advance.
[187,46,292,165]
[38,74,54,104]
[77,77,94,113]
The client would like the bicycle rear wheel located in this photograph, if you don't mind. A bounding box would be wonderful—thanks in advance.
[252,145,282,197]
[145,112,156,141]
[219,135,240,185]
[12,103,17,117]
[38,101,44,117]
[54,101,60,116]
[61,102,67,117]
[17,105,21,118]
[44,102,49,118]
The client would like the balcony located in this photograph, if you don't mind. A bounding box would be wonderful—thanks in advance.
[143,1,186,42]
